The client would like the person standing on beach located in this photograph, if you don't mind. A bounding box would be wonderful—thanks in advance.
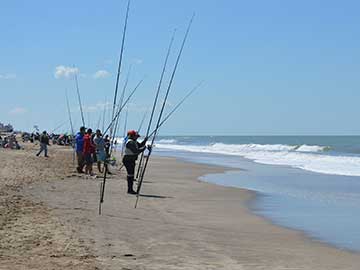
[94,129,106,173]
[83,128,95,176]
[75,126,86,173]
[36,131,50,157]
[122,130,149,194]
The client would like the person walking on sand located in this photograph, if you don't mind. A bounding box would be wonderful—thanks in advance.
[83,128,95,176]
[94,129,106,173]
[36,131,50,157]
[75,126,86,173]
[122,130,149,194]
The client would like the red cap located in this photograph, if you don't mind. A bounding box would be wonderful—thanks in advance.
[127,130,140,137]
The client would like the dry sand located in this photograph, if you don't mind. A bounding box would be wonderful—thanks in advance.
[1,143,360,269]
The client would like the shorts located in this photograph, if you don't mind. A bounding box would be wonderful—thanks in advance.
[96,151,106,162]
[84,153,93,165]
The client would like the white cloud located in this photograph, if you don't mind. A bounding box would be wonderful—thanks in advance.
[0,73,16,80]
[9,107,27,115]
[54,65,79,79]
[93,70,111,79]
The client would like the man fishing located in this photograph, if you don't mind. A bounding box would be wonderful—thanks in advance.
[122,130,149,194]
[75,126,86,173]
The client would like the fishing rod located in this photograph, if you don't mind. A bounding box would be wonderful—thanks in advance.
[65,90,75,135]
[135,29,176,179]
[99,77,144,215]
[50,121,67,134]
[121,105,129,156]
[148,81,203,138]
[102,97,107,132]
[99,0,130,215]
[65,89,76,165]
[112,65,131,148]
[135,14,195,208]
[110,0,130,138]
[103,78,144,136]
[137,110,148,134]
[74,71,86,127]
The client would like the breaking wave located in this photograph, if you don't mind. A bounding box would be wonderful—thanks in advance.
[155,142,360,176]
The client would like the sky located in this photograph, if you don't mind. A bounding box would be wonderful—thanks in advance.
[1,0,360,135]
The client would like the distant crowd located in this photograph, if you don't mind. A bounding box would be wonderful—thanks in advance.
[0,134,22,149]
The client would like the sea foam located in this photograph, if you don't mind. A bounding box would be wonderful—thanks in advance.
[155,142,360,176]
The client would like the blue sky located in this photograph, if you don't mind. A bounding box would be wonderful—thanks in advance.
[1,0,360,135]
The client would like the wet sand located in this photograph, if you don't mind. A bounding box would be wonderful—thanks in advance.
[1,143,360,269]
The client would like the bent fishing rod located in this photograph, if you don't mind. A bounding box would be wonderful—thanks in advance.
[135,29,177,179]
[135,14,195,208]
[99,78,144,215]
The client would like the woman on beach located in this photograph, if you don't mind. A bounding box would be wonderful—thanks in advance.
[122,130,148,194]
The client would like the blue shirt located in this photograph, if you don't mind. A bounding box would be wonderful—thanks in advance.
[75,132,84,152]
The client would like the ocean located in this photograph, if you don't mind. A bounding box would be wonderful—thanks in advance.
[153,136,360,252]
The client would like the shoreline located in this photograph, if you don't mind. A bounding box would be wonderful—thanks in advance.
[2,144,360,269]
[161,151,360,254]
[161,155,360,255]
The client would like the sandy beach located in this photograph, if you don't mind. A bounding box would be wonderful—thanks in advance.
[1,143,360,269]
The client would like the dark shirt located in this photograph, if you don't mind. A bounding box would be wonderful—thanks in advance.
[123,139,146,162]
[40,134,49,145]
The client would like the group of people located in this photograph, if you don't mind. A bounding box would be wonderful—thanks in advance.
[73,126,151,194]
[75,127,111,176]
[0,134,22,149]
[32,125,151,194]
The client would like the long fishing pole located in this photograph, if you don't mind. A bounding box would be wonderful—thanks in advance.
[65,90,75,136]
[103,78,144,136]
[50,121,67,134]
[102,97,107,132]
[135,14,195,208]
[98,0,131,216]
[99,77,144,214]
[137,110,148,133]
[135,29,176,179]
[121,105,129,156]
[148,82,203,138]
[65,89,76,165]
[110,0,130,138]
[74,71,86,127]
[112,65,131,149]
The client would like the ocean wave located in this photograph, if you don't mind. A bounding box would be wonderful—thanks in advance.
[155,142,360,176]
[157,139,178,144]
